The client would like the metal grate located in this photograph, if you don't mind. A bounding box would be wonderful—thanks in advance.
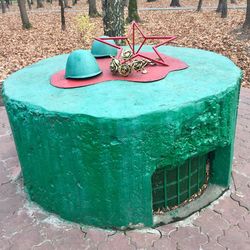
[152,154,208,211]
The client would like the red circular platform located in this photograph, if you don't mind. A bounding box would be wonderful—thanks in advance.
[50,52,188,89]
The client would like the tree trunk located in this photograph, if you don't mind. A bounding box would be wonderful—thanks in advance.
[1,0,6,13]
[230,0,237,3]
[72,0,77,5]
[123,0,128,6]
[170,0,181,7]
[102,0,125,41]
[89,0,100,17]
[197,0,203,12]
[59,0,66,30]
[6,0,10,8]
[127,0,140,23]
[36,0,43,8]
[17,0,32,29]
[221,0,227,18]
[243,0,250,29]
[27,0,32,9]
[216,0,223,12]
[64,0,70,8]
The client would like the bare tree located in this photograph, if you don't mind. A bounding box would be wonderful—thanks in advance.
[27,0,32,9]
[243,0,250,29]
[124,0,128,6]
[59,0,66,30]
[36,0,43,8]
[102,0,125,39]
[64,0,70,8]
[197,0,203,12]
[216,0,227,17]
[1,0,6,13]
[221,0,227,18]
[17,0,32,29]
[89,0,100,17]
[127,0,140,23]
[216,0,223,12]
[170,0,181,7]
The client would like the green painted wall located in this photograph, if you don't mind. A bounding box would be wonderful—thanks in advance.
[3,46,242,228]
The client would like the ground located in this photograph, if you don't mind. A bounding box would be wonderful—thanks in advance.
[0,87,249,250]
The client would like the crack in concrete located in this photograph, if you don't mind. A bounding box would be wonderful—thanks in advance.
[0,179,11,186]
[107,230,117,237]
[216,229,227,249]
[151,229,163,248]
[230,193,250,212]
[231,173,237,192]
[31,239,53,250]
[80,226,87,238]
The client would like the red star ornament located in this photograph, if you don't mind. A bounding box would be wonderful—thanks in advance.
[94,21,176,66]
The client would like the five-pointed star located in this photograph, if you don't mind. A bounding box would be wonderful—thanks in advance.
[94,21,176,66]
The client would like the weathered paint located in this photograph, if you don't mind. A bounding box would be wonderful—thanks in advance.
[2,46,242,228]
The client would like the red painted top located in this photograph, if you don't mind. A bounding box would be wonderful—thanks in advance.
[50,52,188,89]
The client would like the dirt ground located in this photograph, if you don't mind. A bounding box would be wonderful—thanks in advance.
[0,0,249,87]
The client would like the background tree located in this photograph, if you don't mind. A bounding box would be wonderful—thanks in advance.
[64,0,70,8]
[17,0,31,29]
[27,0,32,10]
[216,0,223,12]
[89,0,100,17]
[36,0,43,8]
[170,0,181,7]
[59,0,66,30]
[221,0,227,18]
[102,0,125,39]
[127,0,140,23]
[124,0,128,6]
[1,0,6,13]
[197,0,203,12]
[244,0,250,29]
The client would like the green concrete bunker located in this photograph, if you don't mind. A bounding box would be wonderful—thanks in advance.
[2,46,242,228]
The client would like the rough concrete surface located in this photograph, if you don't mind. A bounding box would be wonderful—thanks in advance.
[0,87,250,250]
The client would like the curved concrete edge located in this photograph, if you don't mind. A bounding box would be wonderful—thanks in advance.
[153,184,227,226]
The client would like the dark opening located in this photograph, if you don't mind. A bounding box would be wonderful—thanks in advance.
[152,153,209,212]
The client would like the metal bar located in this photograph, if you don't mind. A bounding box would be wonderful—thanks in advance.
[164,168,168,208]
[154,200,166,205]
[135,53,169,66]
[145,36,176,40]
[94,38,121,49]
[132,22,135,53]
[135,38,146,54]
[188,159,191,198]
[197,157,200,191]
[153,185,165,191]
[177,165,180,205]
